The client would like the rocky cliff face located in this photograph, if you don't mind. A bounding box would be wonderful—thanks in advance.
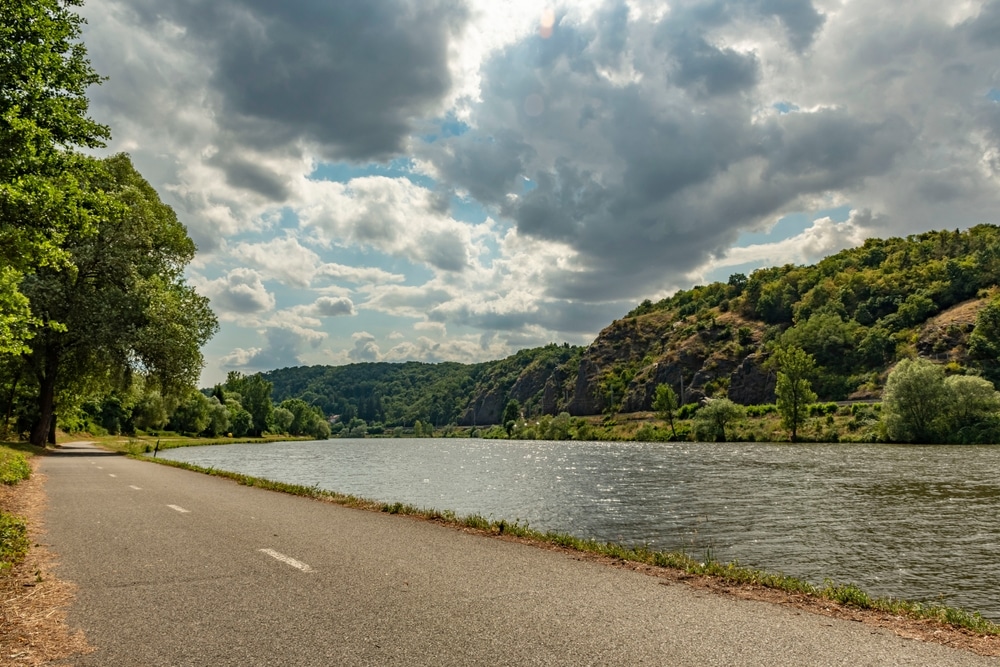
[728,355,776,405]
[467,298,989,420]
[557,311,771,415]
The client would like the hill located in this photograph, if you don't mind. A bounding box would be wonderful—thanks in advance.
[269,225,1000,426]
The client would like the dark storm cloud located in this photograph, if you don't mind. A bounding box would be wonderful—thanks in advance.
[757,0,825,52]
[422,0,921,303]
[207,153,291,202]
[667,33,760,96]
[430,299,626,335]
[964,0,1000,46]
[126,0,469,162]
[436,131,536,204]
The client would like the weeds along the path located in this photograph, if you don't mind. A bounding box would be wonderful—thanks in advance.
[142,454,1000,639]
[0,445,33,572]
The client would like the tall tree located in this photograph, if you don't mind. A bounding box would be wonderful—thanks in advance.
[17,154,217,445]
[881,358,948,444]
[653,383,678,439]
[770,345,817,442]
[502,398,520,435]
[0,0,111,353]
[224,371,273,437]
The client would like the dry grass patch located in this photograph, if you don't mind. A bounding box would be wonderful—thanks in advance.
[0,458,93,665]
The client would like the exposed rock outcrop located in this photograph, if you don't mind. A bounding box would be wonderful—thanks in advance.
[727,355,776,405]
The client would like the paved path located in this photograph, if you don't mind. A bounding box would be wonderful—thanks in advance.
[42,442,996,666]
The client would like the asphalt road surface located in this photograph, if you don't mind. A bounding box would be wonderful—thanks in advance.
[42,442,996,666]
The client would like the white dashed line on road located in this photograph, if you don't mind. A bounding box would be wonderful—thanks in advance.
[129,485,141,490]
[167,505,190,514]
[108,474,117,478]
[259,549,314,573]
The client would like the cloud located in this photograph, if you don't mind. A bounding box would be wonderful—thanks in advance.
[298,176,474,272]
[698,210,872,277]
[363,284,455,319]
[219,347,262,368]
[315,263,406,285]
[197,268,275,316]
[94,0,470,163]
[230,236,321,287]
[81,0,1000,381]
[348,331,382,362]
[222,324,327,371]
[312,296,357,317]
[419,0,1000,305]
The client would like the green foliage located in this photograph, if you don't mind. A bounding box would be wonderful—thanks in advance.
[881,360,1000,443]
[653,383,678,437]
[133,391,169,432]
[806,402,839,417]
[276,398,329,439]
[0,449,31,485]
[0,0,111,357]
[968,297,1000,384]
[745,404,777,417]
[502,399,520,435]
[205,397,230,437]
[9,154,217,445]
[170,390,211,435]
[882,359,948,443]
[676,403,700,419]
[229,408,253,438]
[263,344,580,430]
[0,512,29,572]
[224,372,273,437]
[0,266,34,356]
[693,398,744,442]
[619,225,1000,404]
[770,346,817,442]
[271,407,294,434]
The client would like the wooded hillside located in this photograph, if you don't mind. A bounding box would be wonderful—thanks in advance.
[267,225,1000,427]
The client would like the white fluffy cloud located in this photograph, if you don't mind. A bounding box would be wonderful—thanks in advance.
[196,268,275,317]
[297,176,475,272]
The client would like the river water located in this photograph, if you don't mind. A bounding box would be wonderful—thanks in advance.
[160,438,1000,619]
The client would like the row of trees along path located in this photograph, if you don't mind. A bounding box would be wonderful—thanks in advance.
[0,0,218,445]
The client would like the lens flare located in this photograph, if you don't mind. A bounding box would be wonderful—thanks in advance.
[539,8,556,39]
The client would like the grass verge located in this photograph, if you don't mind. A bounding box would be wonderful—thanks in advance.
[80,433,311,456]
[140,453,1000,637]
[0,444,33,572]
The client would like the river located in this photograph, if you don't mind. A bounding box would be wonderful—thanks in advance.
[160,438,1000,619]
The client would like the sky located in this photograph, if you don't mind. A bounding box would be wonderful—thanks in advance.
[76,0,1000,386]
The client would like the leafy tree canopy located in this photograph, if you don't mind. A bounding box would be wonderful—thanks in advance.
[12,154,217,445]
[1,0,111,354]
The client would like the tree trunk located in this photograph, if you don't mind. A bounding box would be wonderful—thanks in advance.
[30,354,59,447]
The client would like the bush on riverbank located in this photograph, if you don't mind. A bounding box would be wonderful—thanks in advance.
[474,402,883,443]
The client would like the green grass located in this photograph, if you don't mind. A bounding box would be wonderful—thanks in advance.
[0,511,29,573]
[91,433,311,456]
[0,444,33,572]
[0,447,31,485]
[138,453,1000,636]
